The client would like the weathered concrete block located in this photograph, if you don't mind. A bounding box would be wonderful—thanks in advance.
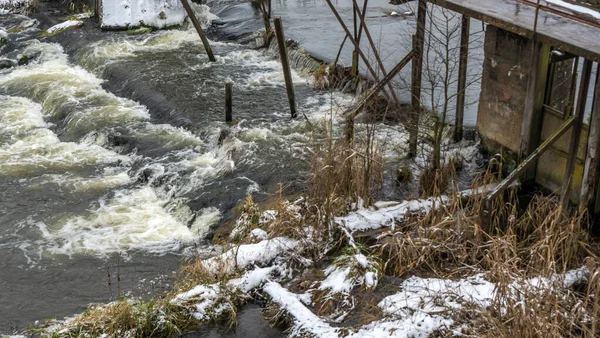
[100,0,186,30]
[477,26,532,154]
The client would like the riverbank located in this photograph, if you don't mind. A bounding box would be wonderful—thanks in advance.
[3,1,600,337]
[30,169,600,337]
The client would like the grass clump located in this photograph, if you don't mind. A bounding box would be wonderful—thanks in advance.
[32,299,198,338]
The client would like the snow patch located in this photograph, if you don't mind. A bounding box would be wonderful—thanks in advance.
[100,0,186,29]
[203,237,299,274]
[336,197,446,232]
[544,0,600,19]
[46,20,83,34]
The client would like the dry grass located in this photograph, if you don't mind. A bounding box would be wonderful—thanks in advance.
[33,299,198,338]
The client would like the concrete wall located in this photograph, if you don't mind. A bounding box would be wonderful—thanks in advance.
[100,0,186,30]
[477,26,591,203]
[477,26,532,154]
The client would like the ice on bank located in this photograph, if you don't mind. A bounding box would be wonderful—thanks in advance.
[99,0,186,29]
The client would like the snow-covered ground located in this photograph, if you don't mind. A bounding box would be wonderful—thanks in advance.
[46,20,83,34]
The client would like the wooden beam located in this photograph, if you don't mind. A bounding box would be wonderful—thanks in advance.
[273,17,297,118]
[579,64,600,214]
[454,15,469,143]
[352,0,401,107]
[348,50,415,120]
[520,42,550,180]
[409,0,427,158]
[562,59,593,207]
[181,0,216,62]
[324,0,387,94]
[488,115,576,202]
[550,50,577,64]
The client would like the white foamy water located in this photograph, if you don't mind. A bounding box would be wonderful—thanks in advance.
[0,41,151,133]
[36,186,221,256]
[0,96,130,176]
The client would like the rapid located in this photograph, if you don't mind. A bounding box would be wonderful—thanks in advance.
[0,3,355,332]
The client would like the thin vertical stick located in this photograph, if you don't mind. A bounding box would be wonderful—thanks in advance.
[225,82,233,123]
[454,15,470,142]
[334,35,348,67]
[116,254,121,298]
[273,17,297,118]
[181,0,216,62]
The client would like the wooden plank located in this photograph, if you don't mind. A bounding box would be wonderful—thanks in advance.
[348,51,415,120]
[488,115,576,202]
[181,0,216,62]
[428,0,600,61]
[409,0,427,158]
[273,18,297,118]
[562,59,593,207]
[454,15,469,143]
[520,42,550,181]
[579,64,600,214]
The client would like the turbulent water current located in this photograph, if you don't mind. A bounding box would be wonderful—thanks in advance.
[0,5,363,333]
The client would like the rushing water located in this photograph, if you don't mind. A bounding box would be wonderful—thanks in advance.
[0,0,485,334]
[0,4,361,333]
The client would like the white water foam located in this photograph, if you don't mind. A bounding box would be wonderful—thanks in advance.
[36,186,221,257]
[0,96,130,176]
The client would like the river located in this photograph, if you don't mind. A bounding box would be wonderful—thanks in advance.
[0,0,479,335]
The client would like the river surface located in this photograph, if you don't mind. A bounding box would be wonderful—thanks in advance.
[0,0,481,335]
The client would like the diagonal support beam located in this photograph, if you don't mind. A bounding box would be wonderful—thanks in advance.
[352,0,401,108]
[488,115,576,202]
[324,0,388,95]
[348,51,415,120]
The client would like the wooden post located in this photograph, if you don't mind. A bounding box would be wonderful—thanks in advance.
[351,50,359,77]
[562,59,593,208]
[579,65,600,214]
[409,0,426,158]
[352,1,359,77]
[181,0,216,62]
[273,17,297,118]
[520,42,550,180]
[454,15,470,143]
[267,0,271,19]
[225,82,233,123]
